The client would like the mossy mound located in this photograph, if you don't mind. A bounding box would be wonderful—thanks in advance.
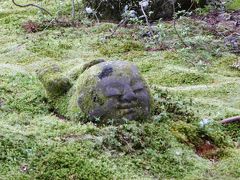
[0,64,49,114]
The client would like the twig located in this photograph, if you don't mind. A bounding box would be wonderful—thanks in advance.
[95,0,104,12]
[173,19,188,47]
[140,3,154,37]
[71,0,75,19]
[93,0,103,24]
[42,18,56,31]
[76,0,81,19]
[93,12,100,24]
[12,0,53,17]
[220,116,240,124]
[105,18,128,39]
[172,3,188,48]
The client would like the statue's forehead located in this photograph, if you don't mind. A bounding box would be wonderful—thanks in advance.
[97,75,144,90]
[98,66,113,79]
[97,61,139,79]
[98,76,131,86]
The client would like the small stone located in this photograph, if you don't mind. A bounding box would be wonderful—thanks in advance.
[20,164,28,173]
[199,118,211,128]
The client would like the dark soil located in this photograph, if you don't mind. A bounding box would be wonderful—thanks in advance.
[196,140,220,162]
[192,10,240,54]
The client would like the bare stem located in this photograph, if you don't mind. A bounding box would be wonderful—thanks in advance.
[93,12,100,24]
[105,18,128,39]
[71,0,75,19]
[172,3,188,48]
[140,4,154,37]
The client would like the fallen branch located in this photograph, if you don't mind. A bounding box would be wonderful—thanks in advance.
[220,116,240,124]
[12,0,53,17]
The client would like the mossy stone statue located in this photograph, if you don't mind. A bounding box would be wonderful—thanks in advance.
[38,60,152,124]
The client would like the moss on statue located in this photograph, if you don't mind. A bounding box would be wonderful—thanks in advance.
[37,64,72,98]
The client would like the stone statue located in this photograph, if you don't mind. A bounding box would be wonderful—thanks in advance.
[37,60,152,124]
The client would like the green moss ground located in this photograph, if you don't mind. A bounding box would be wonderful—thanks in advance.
[0,1,240,179]
[226,0,240,10]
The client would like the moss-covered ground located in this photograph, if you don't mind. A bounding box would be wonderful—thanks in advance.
[0,1,240,179]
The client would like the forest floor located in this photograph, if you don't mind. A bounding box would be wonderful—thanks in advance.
[0,1,240,179]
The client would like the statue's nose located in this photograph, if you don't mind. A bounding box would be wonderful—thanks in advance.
[122,91,137,102]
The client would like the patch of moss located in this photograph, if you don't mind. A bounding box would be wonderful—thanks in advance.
[53,95,71,116]
[29,143,120,179]
[0,67,49,114]
[27,32,73,59]
[211,54,240,77]
[146,69,214,87]
[90,23,114,34]
[226,0,240,10]
[96,38,144,57]
[136,123,210,179]
[222,123,240,142]
[206,149,240,179]
[151,87,196,123]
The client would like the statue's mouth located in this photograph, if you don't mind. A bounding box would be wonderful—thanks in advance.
[118,102,137,109]
[117,102,143,118]
[118,107,139,120]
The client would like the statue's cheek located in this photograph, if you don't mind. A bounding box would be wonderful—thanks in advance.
[104,97,120,109]
[135,91,150,104]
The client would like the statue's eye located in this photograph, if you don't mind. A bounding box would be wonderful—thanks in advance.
[132,83,144,93]
[133,88,144,93]
[105,87,122,97]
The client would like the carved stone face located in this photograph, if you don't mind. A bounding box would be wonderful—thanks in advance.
[77,61,151,124]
